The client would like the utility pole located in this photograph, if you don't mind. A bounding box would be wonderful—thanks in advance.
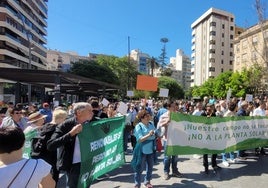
[128,36,132,90]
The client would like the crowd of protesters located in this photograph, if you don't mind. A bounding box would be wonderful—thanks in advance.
[0,95,268,188]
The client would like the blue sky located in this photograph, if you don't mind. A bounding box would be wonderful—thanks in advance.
[47,0,261,59]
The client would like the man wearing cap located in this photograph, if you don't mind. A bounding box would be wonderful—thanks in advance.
[47,102,93,188]
[39,103,52,124]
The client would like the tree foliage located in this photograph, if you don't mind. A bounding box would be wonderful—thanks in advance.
[191,66,265,99]
[96,55,139,95]
[69,60,119,84]
[156,76,184,99]
[160,68,173,77]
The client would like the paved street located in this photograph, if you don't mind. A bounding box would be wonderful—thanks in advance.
[58,147,268,188]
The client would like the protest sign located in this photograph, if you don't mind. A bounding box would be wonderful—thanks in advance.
[78,116,125,188]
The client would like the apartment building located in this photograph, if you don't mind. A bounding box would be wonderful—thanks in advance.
[169,49,191,90]
[130,49,150,74]
[191,8,235,87]
[47,50,91,71]
[233,20,268,72]
[0,0,48,69]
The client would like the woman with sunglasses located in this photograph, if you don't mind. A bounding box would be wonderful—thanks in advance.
[0,107,28,130]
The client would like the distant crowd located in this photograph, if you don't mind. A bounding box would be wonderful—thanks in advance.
[0,95,268,188]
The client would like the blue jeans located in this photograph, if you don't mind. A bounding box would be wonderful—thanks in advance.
[134,153,154,187]
[222,152,235,161]
[163,141,178,174]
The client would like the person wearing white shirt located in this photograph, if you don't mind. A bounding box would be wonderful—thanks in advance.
[253,101,266,155]
[253,101,266,117]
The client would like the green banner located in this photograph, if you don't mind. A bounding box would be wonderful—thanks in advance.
[23,129,38,158]
[166,113,268,155]
[78,116,125,188]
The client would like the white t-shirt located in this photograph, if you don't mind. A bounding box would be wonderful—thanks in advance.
[0,158,51,188]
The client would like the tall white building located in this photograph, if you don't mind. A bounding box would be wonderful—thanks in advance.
[169,49,191,90]
[191,8,235,86]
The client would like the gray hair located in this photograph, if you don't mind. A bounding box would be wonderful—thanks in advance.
[73,102,91,114]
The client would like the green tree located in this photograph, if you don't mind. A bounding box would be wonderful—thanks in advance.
[213,71,232,98]
[160,68,173,77]
[96,55,139,95]
[226,71,247,97]
[156,76,184,99]
[69,60,119,84]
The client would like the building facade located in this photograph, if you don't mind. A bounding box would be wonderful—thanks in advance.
[233,20,268,72]
[0,0,48,70]
[130,49,150,74]
[191,8,235,87]
[47,50,91,71]
[169,49,191,90]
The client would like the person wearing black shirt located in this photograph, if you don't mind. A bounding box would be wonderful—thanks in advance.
[201,103,221,174]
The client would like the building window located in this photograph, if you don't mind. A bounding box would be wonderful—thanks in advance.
[230,52,233,56]
[210,31,216,36]
[252,35,258,45]
[209,67,215,72]
[209,40,216,44]
[236,44,240,52]
[230,26,234,31]
[221,68,224,72]
[230,17,234,22]
[209,49,215,54]
[222,33,224,37]
[221,60,224,64]
[210,22,216,26]
[230,35,233,39]
[222,42,224,46]
[222,51,224,55]
[230,61,233,65]
[252,51,258,60]
[222,24,225,29]
[209,58,215,63]
[230,43,233,48]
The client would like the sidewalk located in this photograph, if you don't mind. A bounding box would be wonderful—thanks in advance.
[88,149,268,188]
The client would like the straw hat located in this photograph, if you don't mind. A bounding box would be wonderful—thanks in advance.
[28,112,47,124]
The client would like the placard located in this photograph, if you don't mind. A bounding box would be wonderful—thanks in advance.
[159,88,169,97]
